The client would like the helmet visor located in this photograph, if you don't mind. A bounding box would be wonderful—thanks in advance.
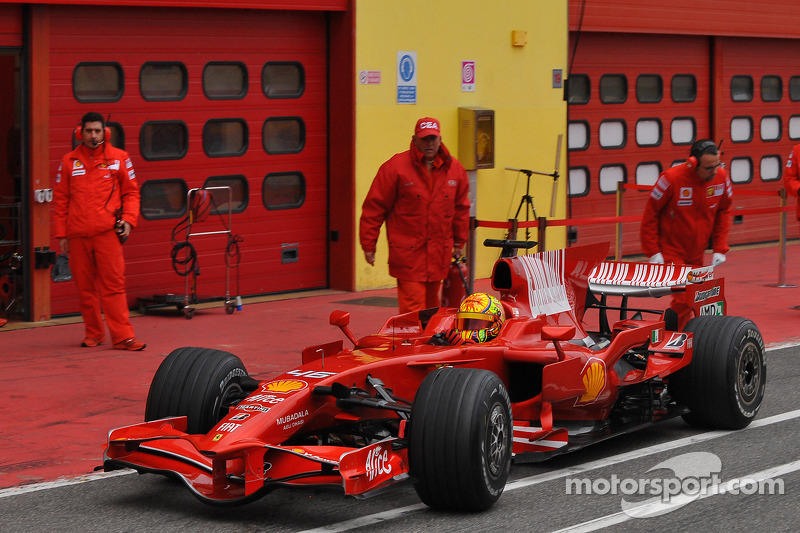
[456,312,493,332]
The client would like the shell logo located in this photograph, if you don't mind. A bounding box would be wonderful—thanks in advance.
[261,379,308,394]
[578,359,606,403]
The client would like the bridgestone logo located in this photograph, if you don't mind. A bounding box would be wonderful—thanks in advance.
[694,286,720,302]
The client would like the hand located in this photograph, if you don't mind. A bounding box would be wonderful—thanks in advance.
[59,238,69,254]
[649,252,664,264]
[452,246,464,260]
[364,251,375,266]
[445,329,465,346]
[712,253,727,267]
[117,220,132,238]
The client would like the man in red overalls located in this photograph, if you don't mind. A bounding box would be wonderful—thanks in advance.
[640,139,733,330]
[783,143,800,224]
[360,117,471,313]
[53,112,145,350]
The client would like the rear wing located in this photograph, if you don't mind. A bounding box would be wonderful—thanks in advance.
[588,261,725,317]
[589,262,713,298]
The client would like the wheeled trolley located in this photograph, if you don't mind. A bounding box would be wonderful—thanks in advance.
[137,186,241,319]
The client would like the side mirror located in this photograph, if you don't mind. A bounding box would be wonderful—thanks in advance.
[541,325,576,361]
[330,310,357,346]
[330,310,351,327]
[541,325,576,342]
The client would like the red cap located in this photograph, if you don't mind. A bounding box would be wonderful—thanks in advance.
[414,117,441,138]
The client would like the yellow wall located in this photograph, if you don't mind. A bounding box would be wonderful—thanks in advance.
[355,0,568,290]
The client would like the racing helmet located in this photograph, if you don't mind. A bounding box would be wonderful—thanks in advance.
[454,293,505,343]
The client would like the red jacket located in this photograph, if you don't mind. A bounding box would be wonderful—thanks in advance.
[360,141,471,282]
[53,143,141,239]
[784,144,800,220]
[640,163,733,265]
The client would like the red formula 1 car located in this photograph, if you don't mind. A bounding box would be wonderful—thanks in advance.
[102,241,766,511]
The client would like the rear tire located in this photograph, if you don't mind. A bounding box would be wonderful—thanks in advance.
[669,316,766,429]
[408,368,512,511]
[144,347,249,434]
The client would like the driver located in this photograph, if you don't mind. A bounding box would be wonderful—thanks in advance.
[445,293,506,345]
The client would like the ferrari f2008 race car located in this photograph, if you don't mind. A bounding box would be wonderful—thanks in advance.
[101,241,766,512]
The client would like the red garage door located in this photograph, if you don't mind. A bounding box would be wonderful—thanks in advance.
[567,33,711,257]
[47,5,328,315]
[713,36,800,244]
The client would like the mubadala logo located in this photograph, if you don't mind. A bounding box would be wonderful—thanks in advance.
[277,409,308,429]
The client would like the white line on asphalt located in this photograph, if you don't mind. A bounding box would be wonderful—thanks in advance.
[296,409,800,533]
[0,469,132,499]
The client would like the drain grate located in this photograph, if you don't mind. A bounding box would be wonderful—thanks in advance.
[334,296,398,307]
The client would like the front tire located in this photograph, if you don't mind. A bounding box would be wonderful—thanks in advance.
[669,316,766,429]
[408,368,512,511]
[144,347,249,434]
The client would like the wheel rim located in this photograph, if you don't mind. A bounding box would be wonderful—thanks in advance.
[486,403,509,477]
[738,341,762,406]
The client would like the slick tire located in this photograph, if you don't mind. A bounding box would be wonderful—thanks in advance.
[145,347,249,434]
[669,316,766,429]
[408,367,512,511]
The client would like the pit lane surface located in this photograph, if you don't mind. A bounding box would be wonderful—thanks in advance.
[2,344,798,533]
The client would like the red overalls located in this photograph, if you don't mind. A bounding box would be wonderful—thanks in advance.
[52,143,141,344]
[640,163,733,328]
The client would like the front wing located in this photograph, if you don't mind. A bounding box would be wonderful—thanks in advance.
[103,417,410,504]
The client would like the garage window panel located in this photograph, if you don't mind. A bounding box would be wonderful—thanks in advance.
[262,62,305,99]
[73,62,123,102]
[203,119,248,157]
[759,155,782,182]
[598,164,626,194]
[140,121,188,161]
[635,119,661,147]
[730,116,754,143]
[731,75,754,102]
[729,157,753,184]
[263,172,306,210]
[263,117,306,154]
[761,75,782,102]
[203,62,248,100]
[567,167,589,197]
[140,62,187,101]
[790,77,800,102]
[599,119,626,149]
[568,121,589,151]
[789,115,800,140]
[203,175,249,214]
[636,74,662,103]
[635,162,662,187]
[140,179,188,220]
[760,115,781,142]
[670,117,696,145]
[567,74,590,104]
[599,74,627,104]
[671,74,697,103]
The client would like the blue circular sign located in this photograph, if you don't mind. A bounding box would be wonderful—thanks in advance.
[399,54,415,82]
